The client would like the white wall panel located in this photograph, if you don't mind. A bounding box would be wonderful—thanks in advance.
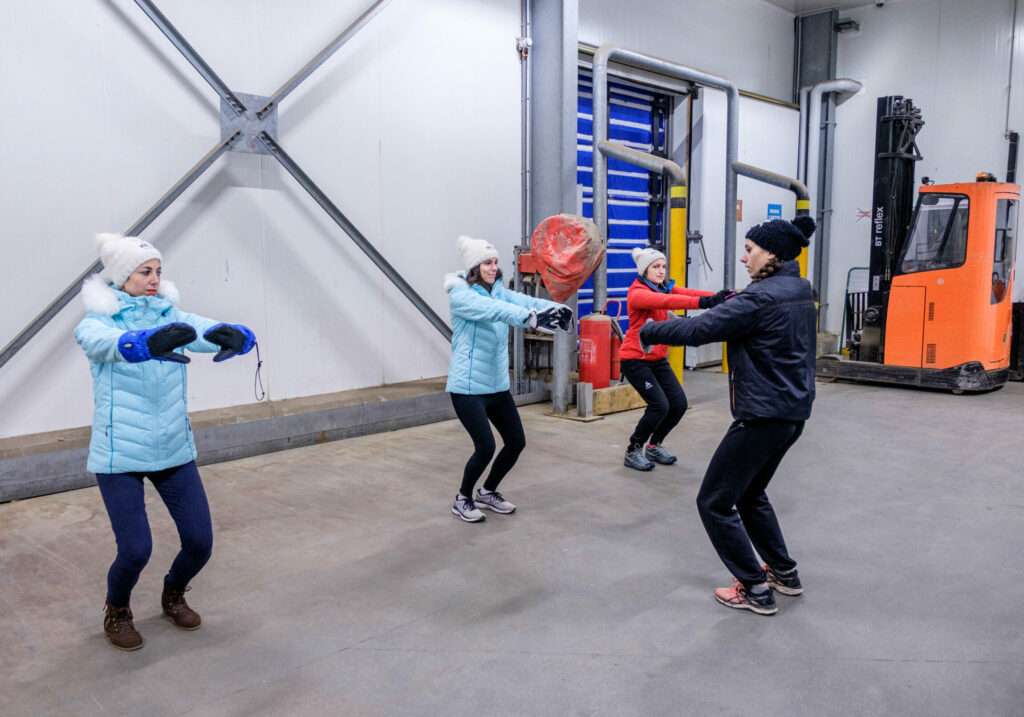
[687,92,799,365]
[825,0,1019,331]
[0,0,521,438]
[580,0,796,100]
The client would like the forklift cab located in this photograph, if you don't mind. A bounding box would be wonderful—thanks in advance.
[885,181,1018,375]
[818,95,1021,392]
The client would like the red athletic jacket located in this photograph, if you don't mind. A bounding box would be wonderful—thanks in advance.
[619,278,714,361]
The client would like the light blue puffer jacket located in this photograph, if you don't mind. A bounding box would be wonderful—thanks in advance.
[445,272,558,395]
[74,275,222,474]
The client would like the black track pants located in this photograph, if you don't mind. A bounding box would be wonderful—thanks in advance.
[696,419,803,588]
[451,390,526,497]
[620,358,688,449]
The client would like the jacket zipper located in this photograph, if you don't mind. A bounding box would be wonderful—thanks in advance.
[107,363,115,472]
[467,324,476,392]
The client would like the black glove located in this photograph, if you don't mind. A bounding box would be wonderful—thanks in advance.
[698,290,735,310]
[529,306,562,334]
[555,304,574,331]
[118,322,197,364]
[203,323,256,362]
[638,318,656,354]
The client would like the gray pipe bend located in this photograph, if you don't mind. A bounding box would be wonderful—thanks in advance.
[597,140,685,185]
[806,79,862,220]
[731,161,808,204]
[592,44,740,303]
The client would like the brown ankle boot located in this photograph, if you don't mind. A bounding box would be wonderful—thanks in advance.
[161,584,201,630]
[104,601,144,651]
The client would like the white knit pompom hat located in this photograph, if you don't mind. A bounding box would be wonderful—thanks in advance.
[631,246,666,278]
[456,234,499,271]
[96,233,162,288]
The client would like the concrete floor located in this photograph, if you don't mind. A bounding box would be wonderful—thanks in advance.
[2,370,1022,716]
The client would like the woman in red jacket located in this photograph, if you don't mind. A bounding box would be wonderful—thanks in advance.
[619,246,732,471]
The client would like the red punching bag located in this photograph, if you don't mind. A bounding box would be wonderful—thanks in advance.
[530,214,604,303]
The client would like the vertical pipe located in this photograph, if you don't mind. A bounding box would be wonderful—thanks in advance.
[513,0,530,395]
[723,85,740,291]
[806,79,862,320]
[520,0,531,249]
[797,86,811,183]
[592,53,610,312]
[816,93,838,318]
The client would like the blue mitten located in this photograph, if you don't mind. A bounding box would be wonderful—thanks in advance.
[203,323,256,362]
[118,322,197,364]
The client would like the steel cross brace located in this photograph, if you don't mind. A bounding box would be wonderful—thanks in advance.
[0,0,450,372]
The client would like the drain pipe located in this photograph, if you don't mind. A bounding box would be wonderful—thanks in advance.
[806,79,862,218]
[804,78,862,326]
[797,85,812,183]
[513,0,531,395]
[593,44,739,306]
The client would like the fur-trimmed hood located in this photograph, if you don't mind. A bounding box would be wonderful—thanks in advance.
[443,271,468,292]
[81,273,180,316]
[444,272,507,294]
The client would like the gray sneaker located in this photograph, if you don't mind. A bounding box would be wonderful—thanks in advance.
[452,494,485,522]
[475,488,516,514]
[645,443,677,465]
[624,446,654,471]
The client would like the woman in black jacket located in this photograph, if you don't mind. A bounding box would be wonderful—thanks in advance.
[639,215,817,616]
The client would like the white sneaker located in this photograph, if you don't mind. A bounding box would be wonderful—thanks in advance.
[475,488,516,514]
[452,494,485,522]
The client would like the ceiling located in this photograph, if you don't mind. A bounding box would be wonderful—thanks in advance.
[759,0,885,15]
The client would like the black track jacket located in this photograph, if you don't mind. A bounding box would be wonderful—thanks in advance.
[639,261,816,421]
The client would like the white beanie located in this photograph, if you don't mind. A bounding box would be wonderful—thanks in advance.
[456,234,499,271]
[632,246,666,277]
[96,233,162,288]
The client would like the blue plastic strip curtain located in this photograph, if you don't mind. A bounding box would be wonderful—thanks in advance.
[577,70,667,336]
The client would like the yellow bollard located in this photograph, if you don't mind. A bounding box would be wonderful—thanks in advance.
[668,184,688,383]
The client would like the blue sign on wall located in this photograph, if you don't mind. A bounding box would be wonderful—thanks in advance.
[767,203,782,220]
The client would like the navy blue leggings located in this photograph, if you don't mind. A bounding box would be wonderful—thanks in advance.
[95,461,213,606]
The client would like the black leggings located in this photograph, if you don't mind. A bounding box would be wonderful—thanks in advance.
[620,358,688,449]
[696,419,803,588]
[450,390,526,497]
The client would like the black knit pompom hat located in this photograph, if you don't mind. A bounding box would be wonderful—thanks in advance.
[745,215,816,261]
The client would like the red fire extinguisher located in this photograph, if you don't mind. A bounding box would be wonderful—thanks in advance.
[605,300,624,381]
[578,313,612,389]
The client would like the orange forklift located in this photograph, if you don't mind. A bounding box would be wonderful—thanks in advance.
[818,96,1020,392]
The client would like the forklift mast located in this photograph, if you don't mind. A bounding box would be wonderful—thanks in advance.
[857,96,924,363]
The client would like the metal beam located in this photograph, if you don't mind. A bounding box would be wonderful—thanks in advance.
[0,132,240,371]
[256,0,393,119]
[134,0,248,116]
[256,131,452,343]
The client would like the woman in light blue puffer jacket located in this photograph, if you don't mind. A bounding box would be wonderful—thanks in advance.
[446,235,571,523]
[75,233,255,651]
